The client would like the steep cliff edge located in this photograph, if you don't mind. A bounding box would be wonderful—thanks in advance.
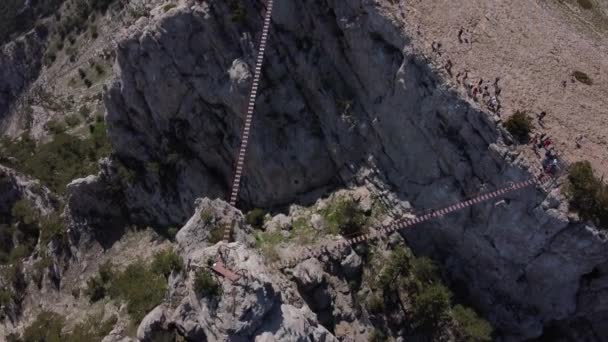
[92,0,608,340]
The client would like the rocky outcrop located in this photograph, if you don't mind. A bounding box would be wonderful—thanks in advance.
[92,0,608,340]
[176,197,253,256]
[0,164,58,220]
[0,28,46,131]
[137,206,337,341]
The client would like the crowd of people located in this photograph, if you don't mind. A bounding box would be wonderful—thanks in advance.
[428,28,580,184]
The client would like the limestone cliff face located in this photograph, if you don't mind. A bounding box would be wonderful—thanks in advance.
[95,0,608,340]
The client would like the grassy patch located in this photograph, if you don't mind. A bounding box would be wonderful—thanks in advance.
[21,311,64,342]
[85,260,166,323]
[194,268,222,298]
[17,310,117,342]
[108,261,167,322]
[566,161,608,227]
[254,231,283,262]
[504,111,533,143]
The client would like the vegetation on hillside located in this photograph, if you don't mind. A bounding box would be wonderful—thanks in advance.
[0,199,65,265]
[567,161,608,228]
[9,310,117,342]
[85,255,180,323]
[321,197,368,236]
[0,0,63,44]
[254,194,376,262]
[364,247,493,340]
[0,119,111,193]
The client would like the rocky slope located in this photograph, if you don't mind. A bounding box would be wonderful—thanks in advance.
[0,0,607,341]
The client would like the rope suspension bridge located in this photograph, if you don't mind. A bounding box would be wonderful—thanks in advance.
[212,0,550,280]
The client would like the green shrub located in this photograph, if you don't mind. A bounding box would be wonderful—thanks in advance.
[11,199,37,225]
[245,208,266,229]
[0,263,24,307]
[39,213,65,247]
[200,208,214,224]
[578,0,593,9]
[89,24,98,39]
[21,311,65,342]
[8,244,31,262]
[367,294,385,314]
[108,261,167,322]
[412,283,452,330]
[32,256,52,287]
[166,226,179,240]
[65,114,81,127]
[44,51,57,65]
[208,224,225,244]
[0,288,12,308]
[151,249,182,278]
[566,161,608,228]
[504,111,533,143]
[411,256,438,284]
[377,248,409,290]
[94,63,105,75]
[85,261,114,302]
[322,197,368,236]
[451,305,493,342]
[3,199,41,263]
[194,269,222,299]
[573,70,593,85]
[78,68,86,79]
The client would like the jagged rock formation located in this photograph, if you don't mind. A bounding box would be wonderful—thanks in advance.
[96,0,608,340]
[0,28,46,130]
[137,198,338,341]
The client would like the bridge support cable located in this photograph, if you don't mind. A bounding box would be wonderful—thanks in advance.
[223,0,275,242]
[272,178,539,269]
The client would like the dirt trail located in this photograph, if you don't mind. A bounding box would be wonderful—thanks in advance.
[396,0,608,177]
